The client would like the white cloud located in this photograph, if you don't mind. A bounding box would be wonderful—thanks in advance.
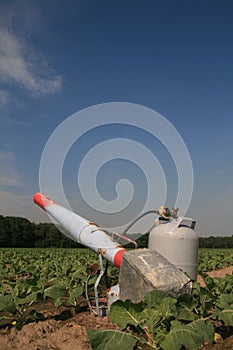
[188,185,233,236]
[0,174,23,188]
[0,190,50,223]
[0,26,62,96]
[0,149,49,222]
[0,150,15,161]
[0,150,24,188]
[0,90,10,106]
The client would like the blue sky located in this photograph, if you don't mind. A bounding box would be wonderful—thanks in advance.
[0,0,232,236]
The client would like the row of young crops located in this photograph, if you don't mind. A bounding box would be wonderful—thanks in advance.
[0,248,233,349]
[0,248,119,324]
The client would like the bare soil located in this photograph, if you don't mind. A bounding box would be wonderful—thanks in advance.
[0,267,232,350]
[197,266,233,287]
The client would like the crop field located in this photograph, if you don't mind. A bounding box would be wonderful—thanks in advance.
[0,248,119,314]
[0,247,233,350]
[198,248,233,272]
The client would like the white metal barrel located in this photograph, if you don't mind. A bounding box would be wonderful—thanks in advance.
[33,193,125,268]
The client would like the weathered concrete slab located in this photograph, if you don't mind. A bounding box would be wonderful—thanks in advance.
[119,248,192,303]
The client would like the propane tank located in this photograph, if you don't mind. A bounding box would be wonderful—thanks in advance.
[148,211,199,280]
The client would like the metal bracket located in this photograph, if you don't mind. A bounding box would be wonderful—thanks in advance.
[85,252,107,316]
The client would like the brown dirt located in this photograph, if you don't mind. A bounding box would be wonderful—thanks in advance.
[0,305,119,350]
[0,267,232,350]
[197,266,233,287]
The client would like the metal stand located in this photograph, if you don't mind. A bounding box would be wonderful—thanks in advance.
[85,231,138,316]
[85,253,107,317]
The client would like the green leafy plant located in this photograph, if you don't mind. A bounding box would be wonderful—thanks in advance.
[88,272,233,350]
[0,248,118,328]
[1,247,232,341]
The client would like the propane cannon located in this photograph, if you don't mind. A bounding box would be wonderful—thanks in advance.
[33,193,198,315]
[33,193,126,268]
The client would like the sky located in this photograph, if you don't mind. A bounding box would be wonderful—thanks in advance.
[0,0,233,237]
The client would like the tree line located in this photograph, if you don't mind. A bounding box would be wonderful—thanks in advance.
[0,215,79,248]
[134,233,233,249]
[0,215,233,248]
[198,236,233,249]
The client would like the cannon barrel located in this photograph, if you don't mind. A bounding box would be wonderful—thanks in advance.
[33,193,125,268]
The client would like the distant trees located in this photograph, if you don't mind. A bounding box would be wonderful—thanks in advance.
[0,214,232,248]
[135,233,233,249]
[0,215,80,248]
[199,235,233,248]
[0,215,35,247]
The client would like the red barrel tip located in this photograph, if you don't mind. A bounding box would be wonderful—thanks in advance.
[114,249,126,268]
[33,192,51,210]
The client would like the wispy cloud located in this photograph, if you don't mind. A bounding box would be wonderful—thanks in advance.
[0,174,23,188]
[0,90,10,106]
[212,166,233,178]
[0,190,50,223]
[0,26,62,96]
[0,150,15,161]
[0,150,24,188]
[0,115,27,127]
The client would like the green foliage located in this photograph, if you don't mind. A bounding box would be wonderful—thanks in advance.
[0,216,81,248]
[43,283,67,306]
[88,329,138,350]
[0,216,36,247]
[0,294,16,314]
[199,236,233,248]
[0,214,233,249]
[103,289,216,349]
[0,248,119,328]
[109,299,144,328]
[0,247,233,349]
[176,294,197,321]
[89,272,233,350]
[198,248,233,272]
[160,319,214,350]
[215,294,233,326]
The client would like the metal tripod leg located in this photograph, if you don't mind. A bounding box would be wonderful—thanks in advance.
[85,252,106,316]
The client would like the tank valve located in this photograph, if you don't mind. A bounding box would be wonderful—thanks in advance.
[171,207,179,219]
[157,206,179,219]
[157,206,171,219]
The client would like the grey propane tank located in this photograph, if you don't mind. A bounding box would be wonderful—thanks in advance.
[148,216,199,280]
